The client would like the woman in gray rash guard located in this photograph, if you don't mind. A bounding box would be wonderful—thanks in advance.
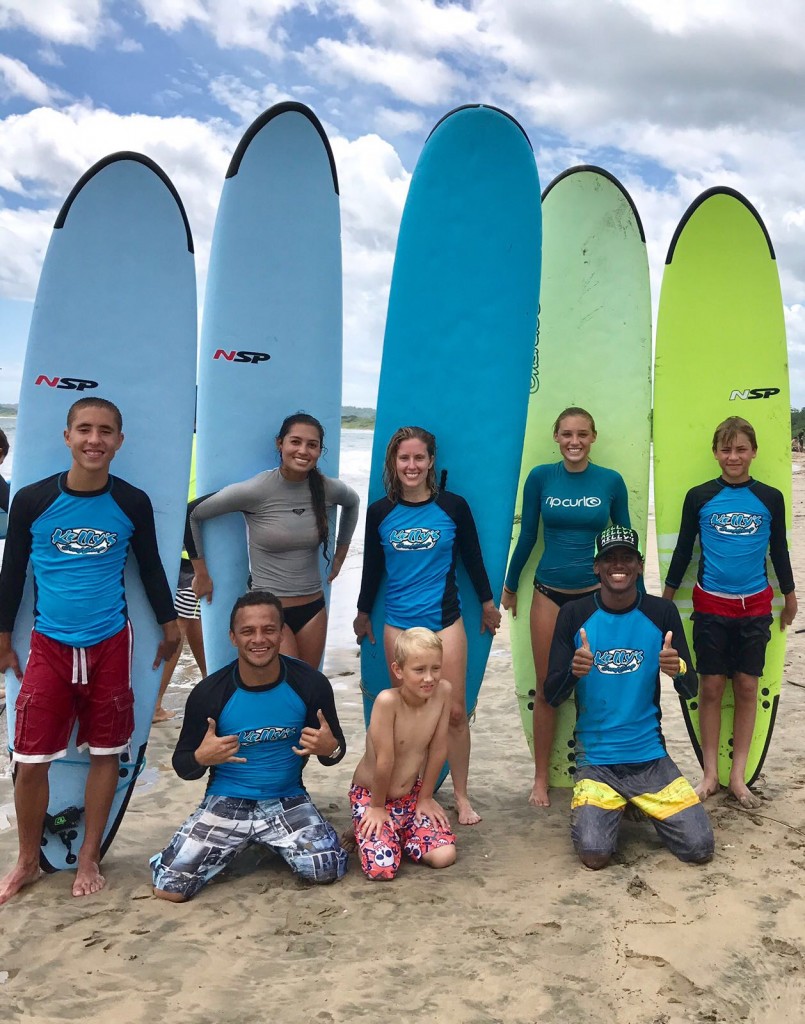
[186,413,359,668]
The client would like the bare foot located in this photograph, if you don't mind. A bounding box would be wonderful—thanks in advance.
[456,799,481,826]
[0,860,42,906]
[728,781,763,810]
[528,780,551,808]
[151,707,176,723]
[694,776,720,802]
[72,857,106,897]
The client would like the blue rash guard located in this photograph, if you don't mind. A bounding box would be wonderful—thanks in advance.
[505,462,630,591]
[544,593,698,766]
[0,472,176,647]
[171,656,346,801]
[665,477,794,597]
[357,491,493,631]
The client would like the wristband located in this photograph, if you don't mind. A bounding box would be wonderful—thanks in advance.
[502,585,516,595]
[672,657,687,681]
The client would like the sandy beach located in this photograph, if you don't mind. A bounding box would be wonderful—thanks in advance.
[2,464,805,1023]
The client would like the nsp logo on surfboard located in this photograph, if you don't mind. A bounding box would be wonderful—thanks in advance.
[213,349,270,364]
[729,387,780,400]
[35,375,98,391]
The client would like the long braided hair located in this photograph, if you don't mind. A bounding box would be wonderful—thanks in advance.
[276,412,330,563]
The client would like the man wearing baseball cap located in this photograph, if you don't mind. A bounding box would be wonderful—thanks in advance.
[544,525,714,869]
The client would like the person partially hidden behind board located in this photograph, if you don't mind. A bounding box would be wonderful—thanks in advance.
[0,398,180,905]
[350,627,457,880]
[545,526,714,870]
[151,591,348,902]
[663,416,797,808]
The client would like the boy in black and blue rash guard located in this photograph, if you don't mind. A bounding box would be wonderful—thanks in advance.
[152,592,347,902]
[546,526,714,870]
[0,398,179,907]
[663,417,796,809]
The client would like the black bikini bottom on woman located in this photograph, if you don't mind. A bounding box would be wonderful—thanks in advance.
[534,581,599,609]
[283,596,326,635]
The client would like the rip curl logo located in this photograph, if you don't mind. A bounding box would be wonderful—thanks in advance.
[594,649,644,675]
[237,726,297,746]
[546,495,602,509]
[709,512,763,535]
[51,527,118,556]
[389,527,440,551]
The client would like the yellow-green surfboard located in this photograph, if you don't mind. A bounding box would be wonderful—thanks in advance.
[508,166,652,786]
[654,187,790,788]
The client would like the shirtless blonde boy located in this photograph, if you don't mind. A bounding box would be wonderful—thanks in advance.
[350,627,457,880]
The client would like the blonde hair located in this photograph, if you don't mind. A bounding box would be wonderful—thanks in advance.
[393,627,443,667]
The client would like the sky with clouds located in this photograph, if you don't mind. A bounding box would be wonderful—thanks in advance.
[0,0,804,407]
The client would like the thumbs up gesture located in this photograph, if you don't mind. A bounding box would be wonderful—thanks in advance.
[293,709,339,758]
[572,627,595,677]
[659,631,680,678]
[194,718,247,767]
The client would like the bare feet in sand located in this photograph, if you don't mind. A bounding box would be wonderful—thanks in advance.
[528,780,551,808]
[0,860,42,906]
[152,707,176,723]
[456,799,481,826]
[728,780,763,809]
[72,856,106,897]
[694,776,721,802]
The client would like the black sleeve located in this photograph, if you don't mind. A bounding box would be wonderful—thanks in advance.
[754,482,795,595]
[0,476,60,633]
[661,599,699,699]
[288,659,347,766]
[441,492,493,603]
[171,666,236,779]
[543,600,593,707]
[356,498,391,614]
[113,479,177,625]
[665,484,708,589]
[183,492,216,560]
[0,474,9,514]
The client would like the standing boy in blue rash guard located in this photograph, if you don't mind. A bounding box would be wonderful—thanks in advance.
[662,417,796,808]
[152,591,347,902]
[546,526,714,870]
[0,398,180,905]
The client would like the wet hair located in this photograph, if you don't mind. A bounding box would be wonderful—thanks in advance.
[229,590,285,632]
[276,413,329,562]
[382,426,438,503]
[712,416,757,452]
[0,428,8,459]
[66,397,123,432]
[393,626,443,667]
[552,406,596,436]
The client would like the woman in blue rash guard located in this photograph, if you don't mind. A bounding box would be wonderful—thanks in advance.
[501,407,630,809]
[353,426,501,826]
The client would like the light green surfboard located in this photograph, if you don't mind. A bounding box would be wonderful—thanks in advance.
[508,166,652,786]
[654,187,790,788]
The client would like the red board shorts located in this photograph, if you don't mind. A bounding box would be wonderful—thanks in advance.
[350,780,456,880]
[13,622,134,764]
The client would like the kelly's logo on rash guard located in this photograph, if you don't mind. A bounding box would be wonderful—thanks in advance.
[709,512,763,536]
[545,495,601,509]
[51,527,118,556]
[237,726,297,745]
[389,527,440,551]
[594,648,644,675]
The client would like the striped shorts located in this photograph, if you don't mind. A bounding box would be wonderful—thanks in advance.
[570,756,714,863]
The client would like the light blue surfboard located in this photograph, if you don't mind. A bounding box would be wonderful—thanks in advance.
[5,153,197,871]
[360,105,542,749]
[196,102,342,672]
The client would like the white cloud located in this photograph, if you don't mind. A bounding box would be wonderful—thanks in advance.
[0,54,64,105]
[137,0,307,55]
[373,107,426,137]
[0,0,110,47]
[208,74,294,122]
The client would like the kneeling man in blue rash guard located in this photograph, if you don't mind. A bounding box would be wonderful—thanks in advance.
[545,526,714,870]
[152,591,347,902]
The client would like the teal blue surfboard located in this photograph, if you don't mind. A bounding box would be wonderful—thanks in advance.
[360,105,542,751]
[196,102,342,672]
[5,153,197,871]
